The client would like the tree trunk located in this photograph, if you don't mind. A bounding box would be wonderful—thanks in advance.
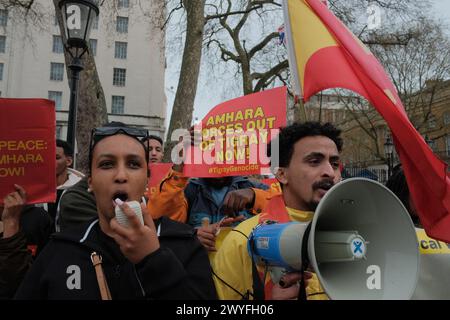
[163,0,205,162]
[242,59,253,95]
[54,0,108,174]
[74,54,108,173]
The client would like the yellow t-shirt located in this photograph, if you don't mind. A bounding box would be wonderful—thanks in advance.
[212,208,328,300]
[286,206,314,222]
[285,207,327,300]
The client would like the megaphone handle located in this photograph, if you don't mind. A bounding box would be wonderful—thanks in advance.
[297,223,312,301]
[251,261,266,300]
[298,271,307,301]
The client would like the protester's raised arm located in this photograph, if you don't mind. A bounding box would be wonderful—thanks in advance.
[1,184,27,238]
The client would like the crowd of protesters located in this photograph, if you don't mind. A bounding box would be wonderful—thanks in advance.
[1,120,448,300]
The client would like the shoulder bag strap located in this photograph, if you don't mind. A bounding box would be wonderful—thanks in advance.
[91,251,112,300]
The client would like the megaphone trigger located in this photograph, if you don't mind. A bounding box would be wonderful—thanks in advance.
[268,267,286,285]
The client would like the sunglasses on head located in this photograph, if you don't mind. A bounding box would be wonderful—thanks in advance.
[91,126,148,138]
[89,126,150,171]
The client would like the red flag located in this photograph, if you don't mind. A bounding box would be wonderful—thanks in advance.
[319,0,328,7]
[284,0,450,241]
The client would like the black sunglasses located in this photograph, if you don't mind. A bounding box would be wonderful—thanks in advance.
[89,126,150,172]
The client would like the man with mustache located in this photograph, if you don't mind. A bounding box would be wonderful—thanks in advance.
[212,122,343,300]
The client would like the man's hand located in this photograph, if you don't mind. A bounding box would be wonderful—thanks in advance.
[1,184,27,238]
[271,272,313,300]
[173,125,202,173]
[110,202,160,264]
[196,223,218,252]
[196,217,245,251]
[222,188,255,217]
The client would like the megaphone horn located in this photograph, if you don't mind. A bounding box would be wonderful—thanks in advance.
[247,178,419,300]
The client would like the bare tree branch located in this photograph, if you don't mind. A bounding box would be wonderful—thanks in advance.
[161,0,183,30]
[253,59,288,91]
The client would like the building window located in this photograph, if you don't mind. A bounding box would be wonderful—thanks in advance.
[114,41,127,59]
[0,35,5,53]
[56,126,63,139]
[0,63,4,81]
[0,9,7,27]
[444,112,450,126]
[52,35,64,53]
[111,96,125,114]
[428,115,436,129]
[48,91,63,110]
[116,16,128,33]
[50,62,64,81]
[113,68,126,86]
[118,0,129,9]
[92,15,99,29]
[89,39,97,56]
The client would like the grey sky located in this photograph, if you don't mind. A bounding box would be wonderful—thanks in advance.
[432,0,450,26]
[164,1,450,129]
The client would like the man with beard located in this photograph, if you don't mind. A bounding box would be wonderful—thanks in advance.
[212,122,343,300]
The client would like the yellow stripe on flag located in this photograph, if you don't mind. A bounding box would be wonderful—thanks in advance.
[288,0,337,89]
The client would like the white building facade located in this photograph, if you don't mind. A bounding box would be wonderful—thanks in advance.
[0,0,166,138]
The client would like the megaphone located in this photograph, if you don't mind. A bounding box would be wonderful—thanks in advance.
[248,178,419,299]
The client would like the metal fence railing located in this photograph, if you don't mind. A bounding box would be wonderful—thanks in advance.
[342,167,389,185]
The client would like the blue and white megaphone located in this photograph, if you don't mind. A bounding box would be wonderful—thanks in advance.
[247,178,420,299]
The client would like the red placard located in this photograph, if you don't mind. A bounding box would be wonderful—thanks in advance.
[0,99,56,205]
[147,163,173,196]
[183,87,287,177]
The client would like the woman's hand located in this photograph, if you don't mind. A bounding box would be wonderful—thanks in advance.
[110,201,160,264]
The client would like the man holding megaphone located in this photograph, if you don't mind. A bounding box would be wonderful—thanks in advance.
[213,122,419,300]
[213,122,343,300]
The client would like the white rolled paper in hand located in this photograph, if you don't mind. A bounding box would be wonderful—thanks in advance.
[114,199,144,227]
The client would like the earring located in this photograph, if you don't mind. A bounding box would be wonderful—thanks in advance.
[87,188,92,193]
